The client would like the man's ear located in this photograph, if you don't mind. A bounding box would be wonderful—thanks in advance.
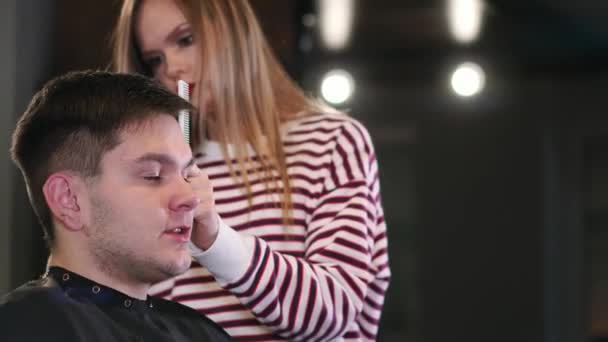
[42,173,87,231]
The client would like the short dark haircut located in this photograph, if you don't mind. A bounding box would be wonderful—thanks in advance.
[10,70,193,245]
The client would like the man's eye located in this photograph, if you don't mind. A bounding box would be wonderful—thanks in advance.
[144,176,162,182]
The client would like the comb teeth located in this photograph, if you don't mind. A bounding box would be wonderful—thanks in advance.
[177,80,190,102]
[178,111,190,143]
[177,80,191,144]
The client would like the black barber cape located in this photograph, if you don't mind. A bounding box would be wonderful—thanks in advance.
[0,267,234,341]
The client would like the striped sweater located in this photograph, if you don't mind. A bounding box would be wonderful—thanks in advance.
[150,113,391,341]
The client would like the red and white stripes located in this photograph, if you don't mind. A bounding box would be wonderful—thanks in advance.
[150,113,390,341]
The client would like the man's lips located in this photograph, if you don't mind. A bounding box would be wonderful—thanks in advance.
[163,226,192,241]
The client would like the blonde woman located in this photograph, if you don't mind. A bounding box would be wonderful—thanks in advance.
[112,0,390,340]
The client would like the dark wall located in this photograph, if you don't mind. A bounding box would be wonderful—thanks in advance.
[7,0,55,290]
[416,102,543,342]
[0,0,17,294]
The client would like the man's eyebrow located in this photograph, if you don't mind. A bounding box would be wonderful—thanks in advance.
[133,153,195,169]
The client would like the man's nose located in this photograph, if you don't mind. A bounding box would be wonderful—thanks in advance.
[169,178,200,212]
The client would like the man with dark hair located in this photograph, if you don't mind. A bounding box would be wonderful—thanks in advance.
[1,70,233,341]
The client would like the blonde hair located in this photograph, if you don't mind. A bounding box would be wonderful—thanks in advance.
[113,0,323,224]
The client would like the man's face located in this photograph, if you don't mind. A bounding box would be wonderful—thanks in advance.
[83,114,198,284]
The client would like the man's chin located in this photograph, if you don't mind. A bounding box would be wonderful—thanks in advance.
[171,254,193,275]
[176,258,193,275]
[152,256,192,282]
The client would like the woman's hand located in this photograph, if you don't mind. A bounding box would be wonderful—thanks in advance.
[188,165,219,250]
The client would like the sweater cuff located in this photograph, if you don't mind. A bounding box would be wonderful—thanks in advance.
[189,217,254,284]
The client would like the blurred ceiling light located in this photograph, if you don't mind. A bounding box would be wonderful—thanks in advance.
[447,0,484,44]
[450,62,485,97]
[321,69,355,105]
[317,0,355,50]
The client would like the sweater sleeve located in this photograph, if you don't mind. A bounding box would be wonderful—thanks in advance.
[194,118,391,341]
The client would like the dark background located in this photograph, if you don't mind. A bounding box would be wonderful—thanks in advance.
[2,1,608,341]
